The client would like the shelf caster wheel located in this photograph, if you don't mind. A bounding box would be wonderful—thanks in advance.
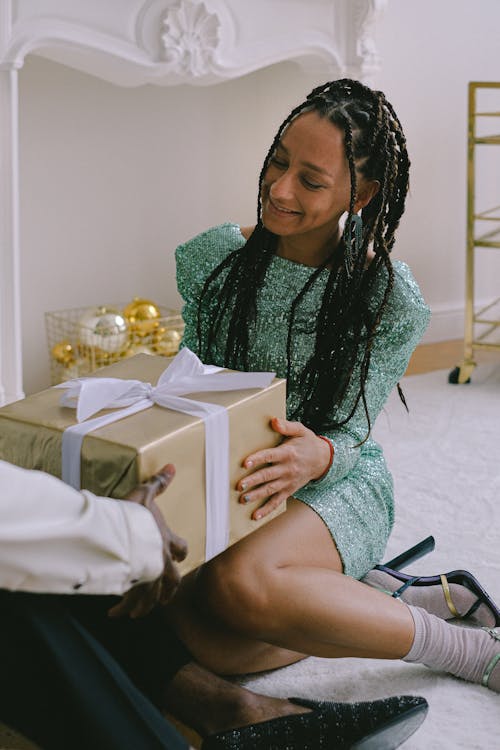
[448,367,467,384]
[448,362,475,384]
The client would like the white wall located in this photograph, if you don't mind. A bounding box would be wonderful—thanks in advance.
[372,0,500,342]
[20,58,321,393]
[18,0,500,393]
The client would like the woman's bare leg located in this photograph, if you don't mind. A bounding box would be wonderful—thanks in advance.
[167,569,308,675]
[167,499,414,675]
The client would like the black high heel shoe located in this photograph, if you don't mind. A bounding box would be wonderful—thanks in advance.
[375,536,500,626]
[382,536,436,571]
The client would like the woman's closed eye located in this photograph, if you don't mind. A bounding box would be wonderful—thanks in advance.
[269,155,325,190]
[269,155,288,170]
[301,175,324,190]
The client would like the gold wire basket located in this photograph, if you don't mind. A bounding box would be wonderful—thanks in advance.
[45,302,185,385]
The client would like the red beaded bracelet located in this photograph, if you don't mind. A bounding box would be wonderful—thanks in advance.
[316,435,334,480]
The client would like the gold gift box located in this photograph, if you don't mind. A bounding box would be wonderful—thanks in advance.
[0,354,287,575]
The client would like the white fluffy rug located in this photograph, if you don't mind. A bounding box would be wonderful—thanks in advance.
[1,364,499,749]
[241,363,500,749]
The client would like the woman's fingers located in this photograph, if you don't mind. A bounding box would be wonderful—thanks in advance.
[240,478,287,505]
[238,445,298,502]
[270,417,306,437]
[238,420,326,509]
[252,492,288,520]
[238,462,282,494]
[242,418,305,469]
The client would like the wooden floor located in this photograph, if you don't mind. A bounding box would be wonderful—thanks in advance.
[405,338,498,376]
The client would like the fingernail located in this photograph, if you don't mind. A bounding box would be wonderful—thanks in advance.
[254,512,262,520]
[241,481,247,491]
[246,460,254,468]
[243,494,251,503]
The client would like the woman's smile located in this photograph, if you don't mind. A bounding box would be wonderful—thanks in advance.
[266,195,302,218]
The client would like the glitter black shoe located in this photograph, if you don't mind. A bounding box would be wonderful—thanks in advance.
[201,694,428,750]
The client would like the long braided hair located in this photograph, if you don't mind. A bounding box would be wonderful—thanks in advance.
[196,79,410,436]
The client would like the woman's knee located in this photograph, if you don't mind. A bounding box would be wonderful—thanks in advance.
[196,549,272,633]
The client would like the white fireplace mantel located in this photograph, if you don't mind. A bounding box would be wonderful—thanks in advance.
[0,0,387,403]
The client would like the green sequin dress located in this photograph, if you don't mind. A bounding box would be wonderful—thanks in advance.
[176,223,431,579]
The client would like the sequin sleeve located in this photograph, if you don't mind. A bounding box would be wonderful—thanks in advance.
[295,261,431,493]
[175,223,246,354]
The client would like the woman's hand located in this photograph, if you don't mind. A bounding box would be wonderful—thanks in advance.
[237,418,332,520]
[108,465,188,619]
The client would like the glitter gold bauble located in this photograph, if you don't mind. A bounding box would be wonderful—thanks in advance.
[153,328,181,356]
[78,306,129,354]
[123,298,161,337]
[51,340,75,367]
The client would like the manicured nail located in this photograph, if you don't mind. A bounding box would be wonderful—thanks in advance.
[243,494,251,503]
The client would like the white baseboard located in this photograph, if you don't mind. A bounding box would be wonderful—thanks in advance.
[421,296,499,344]
[422,304,464,344]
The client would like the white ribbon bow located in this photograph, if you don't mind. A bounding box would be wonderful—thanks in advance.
[57,348,275,560]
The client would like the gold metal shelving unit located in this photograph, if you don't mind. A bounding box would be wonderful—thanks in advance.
[450,81,500,384]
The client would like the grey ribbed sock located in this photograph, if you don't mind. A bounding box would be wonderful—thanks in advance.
[403,605,500,690]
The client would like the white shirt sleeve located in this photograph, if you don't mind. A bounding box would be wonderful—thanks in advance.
[0,460,164,595]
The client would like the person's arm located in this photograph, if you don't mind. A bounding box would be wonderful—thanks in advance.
[0,459,165,595]
[175,223,246,355]
[236,262,431,514]
[303,261,431,487]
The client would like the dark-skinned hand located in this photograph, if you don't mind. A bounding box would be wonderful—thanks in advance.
[108,464,187,619]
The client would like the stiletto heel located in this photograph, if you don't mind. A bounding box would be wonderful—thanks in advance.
[381,536,435,571]
[373,566,500,627]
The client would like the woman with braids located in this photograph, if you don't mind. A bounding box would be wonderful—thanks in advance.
[170,79,500,694]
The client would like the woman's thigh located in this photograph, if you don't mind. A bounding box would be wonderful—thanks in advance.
[196,498,344,629]
[167,500,343,674]
[216,497,343,572]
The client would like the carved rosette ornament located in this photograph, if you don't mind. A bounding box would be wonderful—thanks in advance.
[0,0,388,404]
[351,0,388,75]
[160,0,220,77]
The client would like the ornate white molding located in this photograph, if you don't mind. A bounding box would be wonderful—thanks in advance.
[346,0,388,80]
[0,67,24,404]
[0,0,387,403]
[0,0,387,87]
[160,1,220,77]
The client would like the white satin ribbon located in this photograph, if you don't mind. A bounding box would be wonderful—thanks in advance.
[56,348,275,560]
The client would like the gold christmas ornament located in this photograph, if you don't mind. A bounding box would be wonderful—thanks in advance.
[153,328,181,357]
[51,340,75,367]
[122,297,161,337]
[120,347,138,359]
[129,344,155,356]
[78,306,129,354]
[60,359,92,381]
[76,343,114,369]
